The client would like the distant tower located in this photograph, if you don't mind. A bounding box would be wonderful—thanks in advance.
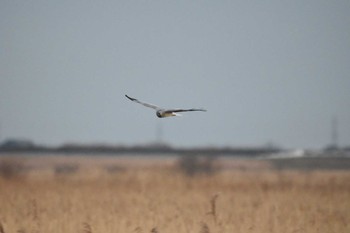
[330,116,338,149]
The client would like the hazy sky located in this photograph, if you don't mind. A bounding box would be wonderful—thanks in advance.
[1,1,350,149]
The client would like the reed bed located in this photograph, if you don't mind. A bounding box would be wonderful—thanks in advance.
[0,156,349,233]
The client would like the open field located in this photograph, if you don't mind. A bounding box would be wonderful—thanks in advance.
[0,155,350,233]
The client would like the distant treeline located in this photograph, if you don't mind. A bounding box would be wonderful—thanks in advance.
[0,139,280,157]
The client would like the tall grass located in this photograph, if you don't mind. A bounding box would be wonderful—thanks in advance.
[0,157,349,233]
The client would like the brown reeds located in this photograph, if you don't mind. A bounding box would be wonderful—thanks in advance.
[0,156,349,233]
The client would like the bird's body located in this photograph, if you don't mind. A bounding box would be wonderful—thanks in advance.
[157,111,177,118]
[125,95,206,118]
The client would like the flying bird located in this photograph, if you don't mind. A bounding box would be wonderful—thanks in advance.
[125,95,206,118]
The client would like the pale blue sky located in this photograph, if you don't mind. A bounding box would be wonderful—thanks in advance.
[1,1,350,149]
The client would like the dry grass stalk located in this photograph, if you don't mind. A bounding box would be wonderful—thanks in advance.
[0,222,5,233]
[31,199,39,222]
[207,193,219,224]
[82,222,92,233]
[200,222,210,233]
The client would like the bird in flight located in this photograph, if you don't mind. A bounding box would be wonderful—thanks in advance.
[125,94,206,118]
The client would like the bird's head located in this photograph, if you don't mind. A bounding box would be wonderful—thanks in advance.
[156,111,163,118]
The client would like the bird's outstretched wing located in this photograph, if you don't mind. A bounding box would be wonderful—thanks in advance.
[168,108,207,113]
[125,95,161,110]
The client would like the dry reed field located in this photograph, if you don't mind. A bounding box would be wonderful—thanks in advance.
[0,155,349,233]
